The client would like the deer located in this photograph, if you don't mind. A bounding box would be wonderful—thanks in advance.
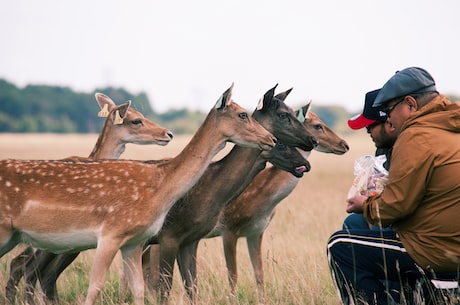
[0,84,277,305]
[4,92,174,305]
[141,85,319,305]
[208,103,350,304]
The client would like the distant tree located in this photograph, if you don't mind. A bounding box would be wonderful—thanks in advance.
[0,78,359,134]
[310,105,351,134]
[0,80,160,133]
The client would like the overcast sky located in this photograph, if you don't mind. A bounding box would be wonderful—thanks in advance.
[1,0,459,114]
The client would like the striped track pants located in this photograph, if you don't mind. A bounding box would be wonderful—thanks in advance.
[327,229,420,305]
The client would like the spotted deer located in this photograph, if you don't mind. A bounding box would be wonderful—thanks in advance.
[0,84,277,305]
[5,92,174,304]
[142,86,319,305]
[210,103,349,304]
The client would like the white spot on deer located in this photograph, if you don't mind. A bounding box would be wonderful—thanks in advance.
[24,200,41,212]
[67,188,76,194]
[5,181,12,187]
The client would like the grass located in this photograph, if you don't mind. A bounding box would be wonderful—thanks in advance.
[0,131,373,304]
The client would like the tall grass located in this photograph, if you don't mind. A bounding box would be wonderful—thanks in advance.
[0,131,373,304]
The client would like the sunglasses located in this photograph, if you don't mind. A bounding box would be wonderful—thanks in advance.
[382,97,405,116]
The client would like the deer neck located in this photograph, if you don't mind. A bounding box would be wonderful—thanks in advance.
[89,122,126,159]
[161,116,229,202]
[212,145,265,196]
[161,145,265,231]
[220,146,268,196]
[255,166,300,208]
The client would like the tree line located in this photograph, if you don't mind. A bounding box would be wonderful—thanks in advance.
[0,79,208,134]
[0,79,358,134]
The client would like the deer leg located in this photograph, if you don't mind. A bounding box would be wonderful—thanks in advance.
[84,240,121,305]
[121,245,145,305]
[223,230,239,299]
[23,250,56,305]
[177,241,199,305]
[142,244,160,299]
[38,252,79,304]
[247,233,266,305]
[158,240,180,305]
[5,246,34,304]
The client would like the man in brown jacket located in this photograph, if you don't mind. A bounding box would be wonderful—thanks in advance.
[327,67,460,305]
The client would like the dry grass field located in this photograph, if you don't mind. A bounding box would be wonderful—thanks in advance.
[0,131,374,305]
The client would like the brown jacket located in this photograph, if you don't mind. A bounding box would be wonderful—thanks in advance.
[363,95,460,272]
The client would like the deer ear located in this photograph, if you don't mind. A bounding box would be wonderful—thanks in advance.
[257,84,278,111]
[112,101,131,125]
[274,87,293,102]
[296,107,305,123]
[303,101,312,119]
[95,93,116,117]
[216,83,234,110]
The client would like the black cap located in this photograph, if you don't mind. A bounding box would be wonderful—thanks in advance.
[373,67,437,107]
[348,89,387,130]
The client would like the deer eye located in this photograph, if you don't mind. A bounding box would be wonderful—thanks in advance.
[238,113,248,119]
[132,119,143,125]
[278,113,288,120]
[314,124,323,131]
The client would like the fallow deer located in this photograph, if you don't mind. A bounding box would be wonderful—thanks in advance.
[5,92,174,304]
[142,86,319,305]
[0,84,277,305]
[210,103,349,304]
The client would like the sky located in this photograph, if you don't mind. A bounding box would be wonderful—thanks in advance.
[1,0,459,114]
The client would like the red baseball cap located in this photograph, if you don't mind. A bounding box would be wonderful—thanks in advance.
[348,89,387,130]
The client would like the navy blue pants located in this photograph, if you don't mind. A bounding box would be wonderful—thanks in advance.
[327,229,421,305]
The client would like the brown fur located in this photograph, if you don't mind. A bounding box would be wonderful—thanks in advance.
[142,87,319,305]
[215,104,349,304]
[0,85,276,305]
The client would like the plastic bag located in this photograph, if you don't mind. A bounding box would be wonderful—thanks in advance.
[347,155,389,199]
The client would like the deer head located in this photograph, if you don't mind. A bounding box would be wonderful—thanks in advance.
[297,102,349,155]
[253,84,318,151]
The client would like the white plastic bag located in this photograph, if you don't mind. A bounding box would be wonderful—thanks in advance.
[347,155,389,199]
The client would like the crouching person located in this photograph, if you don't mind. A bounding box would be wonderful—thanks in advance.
[327,67,460,305]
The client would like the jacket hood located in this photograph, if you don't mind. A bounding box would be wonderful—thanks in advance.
[401,95,460,134]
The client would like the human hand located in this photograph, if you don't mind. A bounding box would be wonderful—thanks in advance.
[346,195,367,214]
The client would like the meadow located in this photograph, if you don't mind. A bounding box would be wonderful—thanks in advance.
[0,131,373,305]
